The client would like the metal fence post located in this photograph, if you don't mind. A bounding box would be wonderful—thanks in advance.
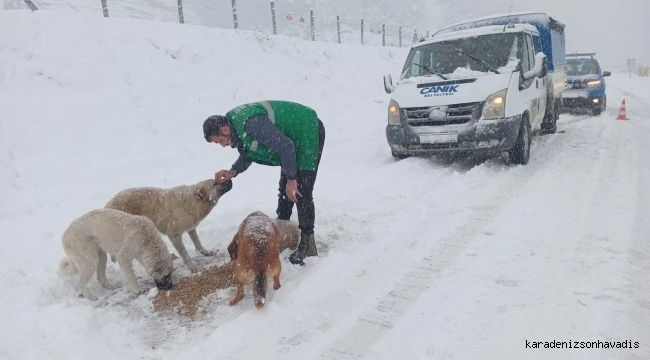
[231,0,238,30]
[271,1,277,35]
[177,0,184,23]
[399,25,402,47]
[426,30,429,38]
[23,0,38,11]
[412,28,417,44]
[361,18,364,45]
[337,14,341,44]
[382,23,385,46]
[309,9,315,41]
[100,0,109,17]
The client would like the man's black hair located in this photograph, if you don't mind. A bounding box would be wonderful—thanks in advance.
[203,115,230,142]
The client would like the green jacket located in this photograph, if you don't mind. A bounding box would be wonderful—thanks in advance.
[226,100,320,172]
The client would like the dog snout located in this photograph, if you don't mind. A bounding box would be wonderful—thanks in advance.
[155,274,173,290]
[220,180,233,194]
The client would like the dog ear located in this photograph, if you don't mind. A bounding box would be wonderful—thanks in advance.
[195,182,210,201]
[227,234,238,261]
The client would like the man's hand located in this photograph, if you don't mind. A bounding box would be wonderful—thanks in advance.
[285,179,303,203]
[215,170,235,183]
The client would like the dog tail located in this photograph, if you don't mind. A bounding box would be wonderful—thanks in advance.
[253,273,267,309]
[59,257,78,276]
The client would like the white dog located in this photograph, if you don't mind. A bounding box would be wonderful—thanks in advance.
[104,179,233,272]
[59,209,175,301]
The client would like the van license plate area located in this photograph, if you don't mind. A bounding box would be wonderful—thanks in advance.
[420,133,458,144]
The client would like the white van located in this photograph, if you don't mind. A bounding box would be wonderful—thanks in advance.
[383,12,567,165]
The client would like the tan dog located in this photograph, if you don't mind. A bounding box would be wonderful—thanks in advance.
[227,211,282,309]
[105,179,233,273]
[59,209,174,301]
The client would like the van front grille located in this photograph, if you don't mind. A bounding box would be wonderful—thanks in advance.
[404,102,480,126]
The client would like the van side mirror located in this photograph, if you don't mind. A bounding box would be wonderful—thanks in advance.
[383,74,395,94]
[540,57,548,78]
[524,52,547,79]
[603,71,611,77]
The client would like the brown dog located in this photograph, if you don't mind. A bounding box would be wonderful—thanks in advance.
[227,211,281,309]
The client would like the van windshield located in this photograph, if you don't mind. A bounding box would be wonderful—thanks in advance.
[401,33,520,80]
[566,59,600,76]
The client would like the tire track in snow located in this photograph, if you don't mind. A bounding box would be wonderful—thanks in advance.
[212,130,565,359]
[562,114,644,358]
[319,132,569,359]
[607,93,650,360]
[608,83,650,109]
[356,115,613,360]
[562,95,650,359]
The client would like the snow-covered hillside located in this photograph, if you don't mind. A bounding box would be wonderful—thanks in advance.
[1,10,649,360]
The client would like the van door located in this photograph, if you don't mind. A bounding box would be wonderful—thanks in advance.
[531,33,547,127]
[519,32,545,131]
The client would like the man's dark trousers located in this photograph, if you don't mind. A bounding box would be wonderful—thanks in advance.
[276,119,325,235]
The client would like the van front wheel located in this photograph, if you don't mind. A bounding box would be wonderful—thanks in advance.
[541,98,558,135]
[508,117,531,165]
[391,150,410,160]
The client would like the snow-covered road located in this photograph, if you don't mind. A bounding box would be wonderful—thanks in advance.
[0,11,648,360]
[186,79,650,360]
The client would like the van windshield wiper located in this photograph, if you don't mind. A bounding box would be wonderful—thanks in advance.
[454,48,501,74]
[413,62,448,80]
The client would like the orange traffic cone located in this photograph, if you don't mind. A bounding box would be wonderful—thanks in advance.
[616,99,629,120]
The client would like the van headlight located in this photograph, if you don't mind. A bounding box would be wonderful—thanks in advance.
[482,89,507,120]
[587,80,601,87]
[388,99,401,125]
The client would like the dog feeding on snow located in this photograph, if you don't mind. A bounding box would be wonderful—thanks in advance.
[228,211,282,309]
[59,209,175,301]
[152,216,296,316]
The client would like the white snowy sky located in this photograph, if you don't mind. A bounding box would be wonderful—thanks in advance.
[426,0,650,67]
[544,0,650,66]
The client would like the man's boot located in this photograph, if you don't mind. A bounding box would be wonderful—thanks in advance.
[289,233,318,265]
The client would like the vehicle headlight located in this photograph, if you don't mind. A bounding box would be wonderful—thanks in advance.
[482,89,507,120]
[388,99,401,125]
[587,80,601,87]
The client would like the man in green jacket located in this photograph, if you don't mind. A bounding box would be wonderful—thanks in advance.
[203,100,325,265]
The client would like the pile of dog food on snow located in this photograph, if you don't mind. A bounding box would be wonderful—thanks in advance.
[152,261,235,317]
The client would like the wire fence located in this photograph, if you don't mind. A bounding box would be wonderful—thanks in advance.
[603,64,649,77]
[24,0,426,48]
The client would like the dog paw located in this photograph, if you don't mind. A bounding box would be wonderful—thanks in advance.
[229,297,243,306]
[188,262,204,273]
[198,248,216,256]
[132,285,149,295]
[80,292,98,301]
[104,282,120,290]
